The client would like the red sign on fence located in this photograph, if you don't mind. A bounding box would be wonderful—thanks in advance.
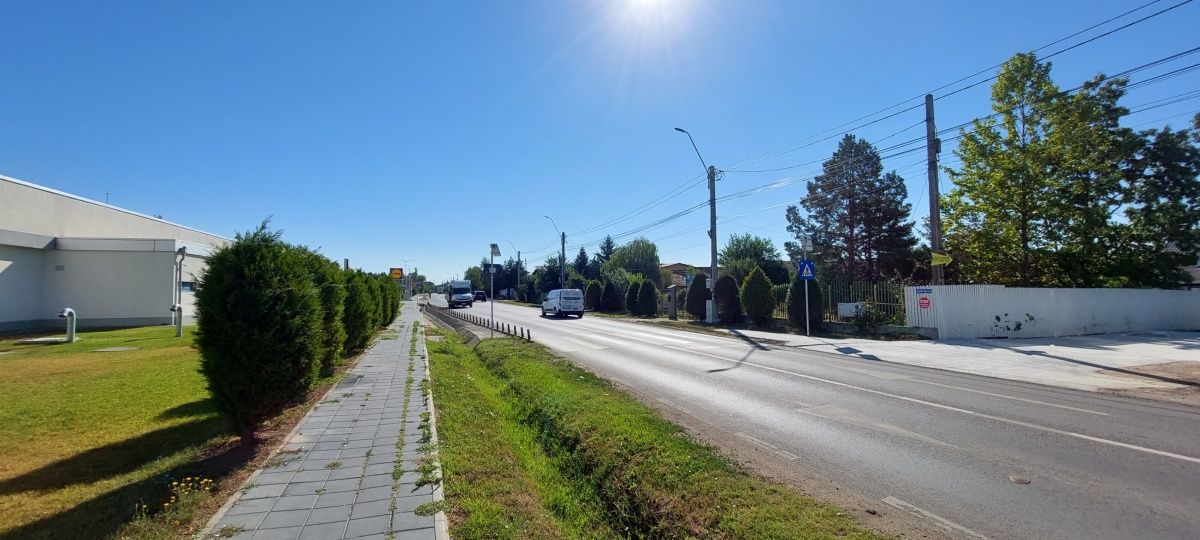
[918,297,931,309]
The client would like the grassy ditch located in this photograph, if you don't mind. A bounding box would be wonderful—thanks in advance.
[427,328,880,539]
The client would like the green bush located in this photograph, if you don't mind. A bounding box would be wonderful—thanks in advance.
[625,278,641,315]
[740,267,775,327]
[713,275,742,324]
[343,270,375,351]
[300,249,347,377]
[367,276,385,329]
[853,302,891,335]
[599,281,621,312]
[637,280,659,317]
[194,224,323,437]
[786,276,822,331]
[584,280,603,311]
[721,258,758,286]
[685,273,708,320]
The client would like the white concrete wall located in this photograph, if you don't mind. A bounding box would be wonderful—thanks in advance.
[0,245,47,325]
[0,175,227,246]
[42,250,177,326]
[905,285,1200,339]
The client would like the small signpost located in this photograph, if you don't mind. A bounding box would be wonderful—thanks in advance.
[931,253,953,266]
[795,255,816,336]
[489,244,501,337]
[389,268,404,279]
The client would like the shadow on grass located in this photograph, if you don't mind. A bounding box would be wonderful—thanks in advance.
[0,417,224,497]
[157,399,217,420]
[0,432,258,540]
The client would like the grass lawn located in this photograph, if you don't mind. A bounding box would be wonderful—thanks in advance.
[0,326,228,539]
[427,326,882,539]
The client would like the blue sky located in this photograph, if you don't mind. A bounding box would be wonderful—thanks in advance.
[3,0,1198,282]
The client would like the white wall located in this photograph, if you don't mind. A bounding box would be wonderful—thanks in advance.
[905,285,1200,339]
[0,175,227,246]
[42,250,176,325]
[0,245,47,324]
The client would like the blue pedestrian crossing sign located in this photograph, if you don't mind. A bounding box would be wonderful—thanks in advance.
[796,259,816,281]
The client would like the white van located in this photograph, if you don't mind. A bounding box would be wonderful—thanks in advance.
[541,289,584,318]
[446,280,474,308]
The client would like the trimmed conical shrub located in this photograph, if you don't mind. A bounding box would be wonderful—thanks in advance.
[300,249,346,377]
[343,270,375,352]
[787,275,822,332]
[195,223,323,437]
[637,280,659,317]
[585,280,603,311]
[714,274,742,324]
[625,279,641,315]
[740,266,775,327]
[600,280,621,312]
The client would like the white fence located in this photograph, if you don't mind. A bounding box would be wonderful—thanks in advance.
[904,285,1200,339]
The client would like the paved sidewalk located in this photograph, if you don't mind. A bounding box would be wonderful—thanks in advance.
[662,323,1200,393]
[204,303,440,539]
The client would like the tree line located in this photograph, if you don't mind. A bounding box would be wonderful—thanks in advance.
[194,222,401,438]
[786,52,1200,289]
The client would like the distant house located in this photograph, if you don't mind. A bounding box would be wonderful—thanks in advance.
[1186,259,1200,290]
[660,262,724,287]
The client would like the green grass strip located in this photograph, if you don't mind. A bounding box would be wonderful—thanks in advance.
[427,329,613,540]
[473,338,883,540]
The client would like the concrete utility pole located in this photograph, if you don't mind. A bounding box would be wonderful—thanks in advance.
[544,216,565,289]
[925,94,944,285]
[675,127,719,324]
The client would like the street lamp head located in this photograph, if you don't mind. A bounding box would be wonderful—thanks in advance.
[674,127,687,133]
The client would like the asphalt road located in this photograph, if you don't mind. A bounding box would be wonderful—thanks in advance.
[427,296,1200,539]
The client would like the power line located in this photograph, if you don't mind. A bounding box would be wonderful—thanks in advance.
[718,0,1181,173]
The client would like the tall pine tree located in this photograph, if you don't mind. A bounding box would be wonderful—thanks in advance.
[785,134,917,280]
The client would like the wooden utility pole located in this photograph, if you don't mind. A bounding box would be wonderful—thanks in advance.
[925,94,945,285]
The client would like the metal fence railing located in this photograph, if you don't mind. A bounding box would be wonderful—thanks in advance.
[820,281,906,323]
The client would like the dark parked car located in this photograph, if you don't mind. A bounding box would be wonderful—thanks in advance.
[474,291,487,302]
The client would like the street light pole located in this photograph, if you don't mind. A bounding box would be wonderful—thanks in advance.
[675,127,718,324]
[544,216,565,290]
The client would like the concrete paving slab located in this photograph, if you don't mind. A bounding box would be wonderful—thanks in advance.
[203,303,446,539]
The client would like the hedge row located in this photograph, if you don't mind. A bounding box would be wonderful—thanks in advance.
[195,223,400,437]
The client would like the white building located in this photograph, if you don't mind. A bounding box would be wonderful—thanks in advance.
[1,175,227,332]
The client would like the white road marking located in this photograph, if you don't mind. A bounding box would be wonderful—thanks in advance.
[491,304,1198,465]
[734,358,1200,466]
[735,432,800,460]
[560,336,608,351]
[881,496,989,539]
[629,330,693,344]
[907,379,1109,416]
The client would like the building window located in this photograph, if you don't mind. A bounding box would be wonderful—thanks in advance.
[180,281,197,293]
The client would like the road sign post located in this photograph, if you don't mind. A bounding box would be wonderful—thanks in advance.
[796,257,816,336]
[490,244,501,338]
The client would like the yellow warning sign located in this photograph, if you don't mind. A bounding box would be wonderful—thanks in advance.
[931,253,953,266]
[389,268,404,279]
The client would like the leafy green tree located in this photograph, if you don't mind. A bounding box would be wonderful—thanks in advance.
[721,258,759,287]
[584,280,603,310]
[785,135,917,280]
[713,275,742,324]
[740,267,775,327]
[463,266,485,292]
[1110,126,1200,287]
[720,234,780,264]
[637,280,659,317]
[194,223,322,438]
[603,238,664,287]
[685,273,709,319]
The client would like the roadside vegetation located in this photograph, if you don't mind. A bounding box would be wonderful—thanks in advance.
[426,327,880,539]
[0,222,400,539]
